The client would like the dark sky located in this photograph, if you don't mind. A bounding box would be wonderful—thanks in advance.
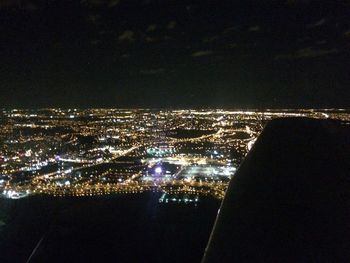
[1,0,349,108]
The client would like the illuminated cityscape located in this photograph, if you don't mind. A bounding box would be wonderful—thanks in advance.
[1,109,349,202]
[1,0,349,261]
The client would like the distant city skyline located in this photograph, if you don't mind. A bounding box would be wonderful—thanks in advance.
[1,0,349,108]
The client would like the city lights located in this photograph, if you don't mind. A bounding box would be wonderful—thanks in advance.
[0,109,349,201]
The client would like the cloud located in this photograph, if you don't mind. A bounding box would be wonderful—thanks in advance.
[248,25,260,32]
[81,0,104,6]
[81,0,120,7]
[146,24,157,32]
[296,47,337,58]
[315,40,327,45]
[0,220,5,230]
[145,36,157,43]
[145,34,171,43]
[0,0,37,11]
[203,35,220,43]
[0,0,19,8]
[286,0,312,5]
[307,18,326,28]
[23,2,37,10]
[167,21,176,29]
[227,43,238,48]
[224,26,237,32]
[275,47,338,59]
[90,39,101,45]
[344,30,350,37]
[191,50,213,57]
[118,31,135,42]
[140,68,165,75]
[108,0,120,7]
[87,14,101,25]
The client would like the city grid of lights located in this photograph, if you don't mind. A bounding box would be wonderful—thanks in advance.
[0,109,349,201]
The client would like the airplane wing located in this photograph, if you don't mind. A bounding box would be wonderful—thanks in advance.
[203,118,350,262]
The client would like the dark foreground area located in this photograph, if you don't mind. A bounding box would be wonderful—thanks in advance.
[204,118,350,262]
[0,193,219,263]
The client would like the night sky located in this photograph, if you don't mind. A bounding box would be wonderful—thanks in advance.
[1,0,349,108]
